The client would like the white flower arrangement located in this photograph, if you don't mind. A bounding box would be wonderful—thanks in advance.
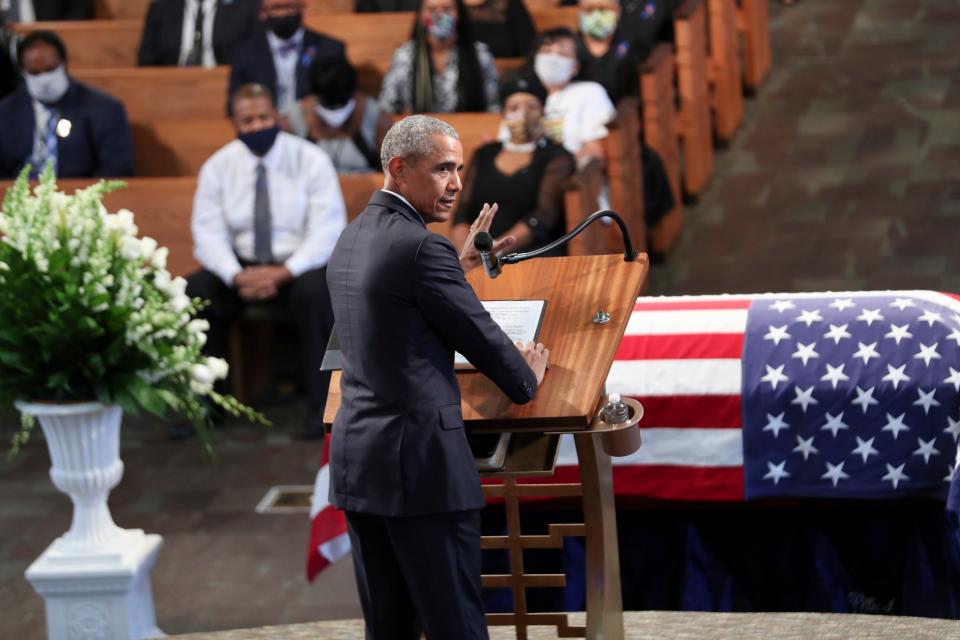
[0,167,267,455]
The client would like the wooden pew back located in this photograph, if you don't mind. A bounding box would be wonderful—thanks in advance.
[13,8,578,73]
[0,174,396,278]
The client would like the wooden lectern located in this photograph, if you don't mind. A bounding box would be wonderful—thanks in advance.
[325,253,648,639]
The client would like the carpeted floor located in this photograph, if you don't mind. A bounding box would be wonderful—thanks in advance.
[171,611,960,640]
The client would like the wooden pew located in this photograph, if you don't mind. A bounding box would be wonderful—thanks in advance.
[737,0,772,91]
[673,0,714,197]
[94,0,355,21]
[0,173,396,278]
[13,8,578,72]
[639,43,683,258]
[706,0,743,142]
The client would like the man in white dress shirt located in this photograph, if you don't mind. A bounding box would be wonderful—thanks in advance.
[187,82,346,437]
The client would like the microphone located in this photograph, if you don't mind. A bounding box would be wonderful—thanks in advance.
[473,231,502,279]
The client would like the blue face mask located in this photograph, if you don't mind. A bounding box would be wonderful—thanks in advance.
[238,126,280,156]
[426,12,456,41]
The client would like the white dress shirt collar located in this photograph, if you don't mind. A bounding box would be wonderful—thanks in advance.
[381,189,425,226]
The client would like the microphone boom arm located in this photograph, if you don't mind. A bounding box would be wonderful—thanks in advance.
[499,209,638,265]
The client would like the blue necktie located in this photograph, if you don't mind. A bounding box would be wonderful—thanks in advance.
[253,162,274,263]
[31,106,59,177]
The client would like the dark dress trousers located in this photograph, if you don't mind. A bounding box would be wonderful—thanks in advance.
[326,190,538,639]
[0,82,134,178]
[137,0,259,67]
[227,26,344,106]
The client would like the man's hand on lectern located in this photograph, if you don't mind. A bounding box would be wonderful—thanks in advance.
[518,340,549,386]
[459,202,516,272]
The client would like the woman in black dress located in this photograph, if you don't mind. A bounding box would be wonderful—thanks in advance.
[452,74,575,255]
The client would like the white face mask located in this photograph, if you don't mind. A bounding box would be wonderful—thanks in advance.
[316,97,357,129]
[24,65,70,104]
[534,53,576,88]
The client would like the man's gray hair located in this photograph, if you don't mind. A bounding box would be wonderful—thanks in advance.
[379,115,459,172]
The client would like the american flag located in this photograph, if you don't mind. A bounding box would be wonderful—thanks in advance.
[307,290,960,580]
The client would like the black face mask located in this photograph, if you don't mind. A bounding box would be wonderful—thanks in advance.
[266,13,302,40]
[238,126,280,157]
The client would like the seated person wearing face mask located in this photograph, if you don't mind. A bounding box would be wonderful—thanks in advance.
[379,0,499,114]
[228,0,344,136]
[529,27,614,169]
[451,74,574,256]
[461,0,535,58]
[302,55,392,174]
[577,0,644,104]
[0,30,134,179]
[187,83,346,438]
[137,0,260,68]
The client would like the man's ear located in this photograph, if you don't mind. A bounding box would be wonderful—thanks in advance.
[387,156,405,187]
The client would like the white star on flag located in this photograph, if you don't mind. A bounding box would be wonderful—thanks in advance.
[796,309,824,327]
[764,325,791,346]
[913,438,940,464]
[851,436,878,463]
[761,364,789,390]
[763,460,790,485]
[770,300,796,313]
[913,343,941,366]
[791,386,818,412]
[793,435,819,461]
[762,412,790,438]
[944,367,960,392]
[884,324,913,345]
[791,342,819,366]
[822,461,850,487]
[821,412,849,437]
[889,298,916,311]
[918,310,943,327]
[820,363,850,389]
[824,323,852,344]
[881,463,909,489]
[856,308,884,326]
[912,388,940,415]
[944,416,960,442]
[881,363,910,390]
[881,412,910,440]
[852,386,879,413]
[829,298,856,311]
[948,328,960,347]
[852,341,881,365]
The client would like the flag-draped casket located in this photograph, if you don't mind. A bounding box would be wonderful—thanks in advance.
[308,290,960,580]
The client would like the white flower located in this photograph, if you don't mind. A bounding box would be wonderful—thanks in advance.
[120,236,142,261]
[170,276,187,297]
[105,209,138,237]
[207,357,229,380]
[150,247,168,270]
[169,293,190,313]
[139,236,158,258]
[188,319,210,334]
[0,261,8,271]
[191,363,215,385]
[190,379,213,394]
[196,332,207,347]
[154,269,171,293]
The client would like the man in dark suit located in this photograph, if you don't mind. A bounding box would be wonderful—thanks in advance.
[227,0,343,131]
[326,115,550,639]
[0,17,19,99]
[0,30,133,178]
[137,0,259,67]
[1,0,93,22]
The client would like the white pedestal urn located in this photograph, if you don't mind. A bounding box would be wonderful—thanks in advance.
[16,401,164,640]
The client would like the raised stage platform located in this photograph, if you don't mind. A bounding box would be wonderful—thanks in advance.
[172,611,960,640]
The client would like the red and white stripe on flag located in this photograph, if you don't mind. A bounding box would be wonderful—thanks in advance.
[306,434,350,582]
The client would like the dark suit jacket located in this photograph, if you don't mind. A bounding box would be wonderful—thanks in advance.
[0,81,134,178]
[137,0,258,67]
[30,0,94,20]
[227,26,344,107]
[327,190,538,516]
